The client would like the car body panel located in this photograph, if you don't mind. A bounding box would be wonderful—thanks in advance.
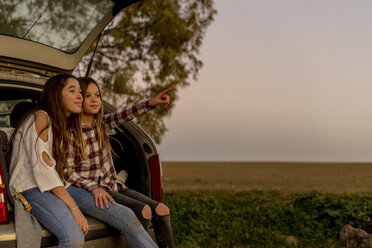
[0,215,155,247]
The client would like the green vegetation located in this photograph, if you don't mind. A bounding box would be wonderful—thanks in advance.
[163,190,372,248]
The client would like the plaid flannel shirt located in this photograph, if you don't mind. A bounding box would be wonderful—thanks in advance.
[66,99,153,192]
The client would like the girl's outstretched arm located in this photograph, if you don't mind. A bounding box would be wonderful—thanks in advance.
[102,88,173,130]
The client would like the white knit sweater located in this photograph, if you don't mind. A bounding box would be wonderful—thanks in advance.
[9,111,65,196]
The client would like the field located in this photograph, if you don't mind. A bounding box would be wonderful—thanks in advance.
[161,162,372,247]
[162,161,372,193]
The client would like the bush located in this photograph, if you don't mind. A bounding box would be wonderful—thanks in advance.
[163,190,372,248]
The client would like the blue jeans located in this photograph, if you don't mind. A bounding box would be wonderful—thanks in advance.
[67,185,158,248]
[22,186,158,248]
[21,187,84,248]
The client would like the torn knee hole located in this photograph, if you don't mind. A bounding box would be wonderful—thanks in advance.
[155,203,169,216]
[141,205,152,219]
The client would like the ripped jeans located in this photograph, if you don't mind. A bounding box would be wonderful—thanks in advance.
[22,186,158,248]
[67,185,158,248]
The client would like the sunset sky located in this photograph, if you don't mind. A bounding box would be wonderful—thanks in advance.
[157,0,372,162]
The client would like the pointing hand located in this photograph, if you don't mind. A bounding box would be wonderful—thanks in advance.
[149,88,172,107]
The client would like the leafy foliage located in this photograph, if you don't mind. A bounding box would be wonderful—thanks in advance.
[75,0,217,143]
[163,190,372,247]
[294,193,372,237]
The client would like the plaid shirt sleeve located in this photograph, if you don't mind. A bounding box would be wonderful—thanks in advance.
[103,99,153,130]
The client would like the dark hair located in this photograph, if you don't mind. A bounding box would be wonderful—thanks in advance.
[9,74,84,183]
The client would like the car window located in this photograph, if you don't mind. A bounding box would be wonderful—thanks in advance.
[0,99,33,128]
[0,0,114,53]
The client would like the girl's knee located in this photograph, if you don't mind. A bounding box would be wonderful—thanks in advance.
[118,207,143,231]
[61,230,84,248]
[155,203,169,216]
[120,206,140,222]
[142,204,152,219]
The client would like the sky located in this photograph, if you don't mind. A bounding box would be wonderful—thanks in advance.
[157,0,372,162]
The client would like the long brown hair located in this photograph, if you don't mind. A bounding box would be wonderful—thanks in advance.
[78,77,112,155]
[9,74,85,183]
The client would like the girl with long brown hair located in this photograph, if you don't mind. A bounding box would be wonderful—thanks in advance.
[9,74,87,247]
[67,77,175,248]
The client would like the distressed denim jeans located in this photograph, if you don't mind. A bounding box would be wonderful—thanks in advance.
[22,186,158,248]
[67,185,158,248]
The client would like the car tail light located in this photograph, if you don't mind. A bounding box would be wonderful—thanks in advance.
[0,160,9,223]
[149,155,163,202]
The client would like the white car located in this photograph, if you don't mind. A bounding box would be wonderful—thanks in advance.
[0,1,164,247]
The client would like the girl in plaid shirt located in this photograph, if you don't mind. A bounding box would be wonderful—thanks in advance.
[67,77,174,248]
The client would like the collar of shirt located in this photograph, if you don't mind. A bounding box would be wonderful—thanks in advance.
[82,118,98,131]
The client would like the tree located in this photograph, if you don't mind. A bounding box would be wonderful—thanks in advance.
[75,0,217,143]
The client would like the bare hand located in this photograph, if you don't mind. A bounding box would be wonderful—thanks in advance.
[149,88,172,107]
[91,188,116,209]
[70,208,89,236]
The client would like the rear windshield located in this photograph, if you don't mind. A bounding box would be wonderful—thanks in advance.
[0,0,114,53]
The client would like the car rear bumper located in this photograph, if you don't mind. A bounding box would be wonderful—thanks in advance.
[0,216,148,247]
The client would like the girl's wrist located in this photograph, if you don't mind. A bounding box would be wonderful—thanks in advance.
[69,205,79,211]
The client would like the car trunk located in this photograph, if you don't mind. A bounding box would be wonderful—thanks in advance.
[111,130,152,197]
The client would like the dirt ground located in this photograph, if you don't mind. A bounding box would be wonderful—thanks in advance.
[162,161,372,193]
